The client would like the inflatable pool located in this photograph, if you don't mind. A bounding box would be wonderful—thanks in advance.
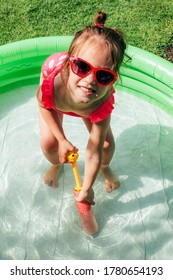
[0,36,173,260]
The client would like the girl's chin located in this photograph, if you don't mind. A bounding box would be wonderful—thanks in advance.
[75,88,94,103]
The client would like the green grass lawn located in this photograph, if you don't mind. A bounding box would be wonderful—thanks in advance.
[0,0,173,58]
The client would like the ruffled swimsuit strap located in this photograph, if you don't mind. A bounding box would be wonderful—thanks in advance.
[41,52,68,109]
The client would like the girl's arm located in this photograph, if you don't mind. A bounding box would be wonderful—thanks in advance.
[76,116,111,202]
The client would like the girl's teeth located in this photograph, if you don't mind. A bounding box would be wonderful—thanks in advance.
[80,86,94,93]
[81,87,90,92]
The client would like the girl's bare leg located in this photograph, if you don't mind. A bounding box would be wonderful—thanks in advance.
[100,127,120,192]
[39,111,63,188]
[83,119,120,192]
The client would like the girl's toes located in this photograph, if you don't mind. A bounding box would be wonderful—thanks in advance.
[105,180,120,192]
[105,181,113,192]
[112,181,120,190]
[52,179,58,188]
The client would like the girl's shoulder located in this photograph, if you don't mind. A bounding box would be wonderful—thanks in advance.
[42,52,68,78]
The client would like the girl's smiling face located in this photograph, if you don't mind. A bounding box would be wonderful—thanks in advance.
[67,39,114,104]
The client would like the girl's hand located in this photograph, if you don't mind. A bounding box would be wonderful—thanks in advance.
[75,188,95,205]
[58,139,78,163]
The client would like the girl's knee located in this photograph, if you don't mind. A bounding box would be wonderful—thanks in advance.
[103,130,115,150]
[103,138,115,151]
[41,138,58,154]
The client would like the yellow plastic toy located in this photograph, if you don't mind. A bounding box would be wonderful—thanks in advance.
[66,151,82,191]
[67,151,99,235]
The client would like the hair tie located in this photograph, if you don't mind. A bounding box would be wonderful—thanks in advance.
[95,23,104,27]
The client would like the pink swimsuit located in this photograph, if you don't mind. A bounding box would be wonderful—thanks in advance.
[41,52,115,123]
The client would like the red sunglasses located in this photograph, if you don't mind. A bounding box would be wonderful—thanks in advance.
[70,56,118,86]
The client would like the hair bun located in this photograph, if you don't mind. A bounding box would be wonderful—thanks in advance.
[94,11,107,25]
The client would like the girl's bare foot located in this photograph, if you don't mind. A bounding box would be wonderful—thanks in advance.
[100,164,120,192]
[43,164,62,188]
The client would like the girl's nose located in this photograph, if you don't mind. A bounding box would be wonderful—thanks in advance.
[83,72,96,85]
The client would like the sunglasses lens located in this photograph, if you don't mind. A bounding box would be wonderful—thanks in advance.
[72,60,91,76]
[96,70,115,85]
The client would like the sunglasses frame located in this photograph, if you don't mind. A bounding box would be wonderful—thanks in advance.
[70,56,118,86]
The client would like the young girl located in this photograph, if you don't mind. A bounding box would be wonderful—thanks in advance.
[37,11,126,204]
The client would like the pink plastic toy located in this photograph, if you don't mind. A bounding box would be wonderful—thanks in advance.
[67,151,99,235]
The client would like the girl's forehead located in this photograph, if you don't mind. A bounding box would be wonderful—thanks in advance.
[75,38,113,66]
[76,38,108,55]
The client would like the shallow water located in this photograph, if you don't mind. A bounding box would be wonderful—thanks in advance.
[0,85,173,260]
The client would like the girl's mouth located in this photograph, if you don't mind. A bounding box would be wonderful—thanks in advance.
[78,86,96,95]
